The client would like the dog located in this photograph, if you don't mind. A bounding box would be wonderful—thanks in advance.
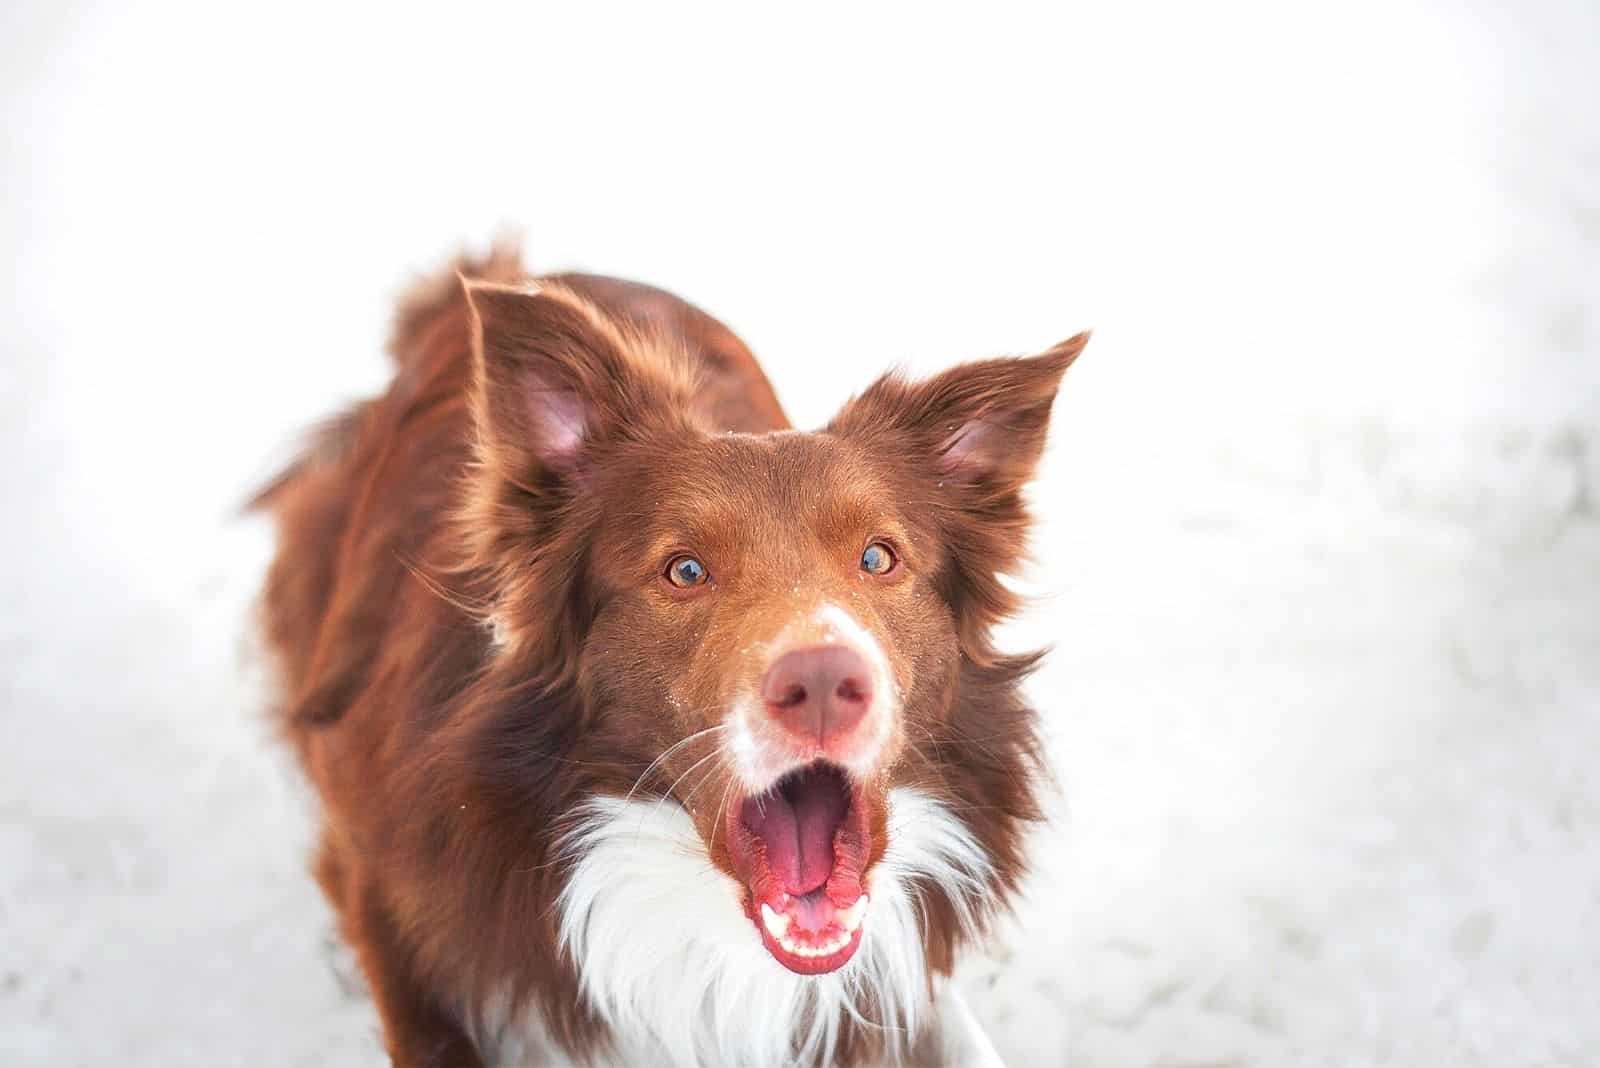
[252,246,1086,1066]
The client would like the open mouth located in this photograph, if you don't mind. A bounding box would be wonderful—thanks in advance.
[725,761,873,974]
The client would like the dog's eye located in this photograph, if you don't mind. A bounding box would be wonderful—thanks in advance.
[666,555,709,588]
[860,542,896,576]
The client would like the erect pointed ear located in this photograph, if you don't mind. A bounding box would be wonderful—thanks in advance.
[830,331,1088,494]
[463,278,689,490]
[828,332,1088,654]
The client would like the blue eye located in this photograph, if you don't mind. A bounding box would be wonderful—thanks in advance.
[667,555,708,588]
[861,542,896,576]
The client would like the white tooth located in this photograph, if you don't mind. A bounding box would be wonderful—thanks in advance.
[840,895,869,932]
[761,903,791,940]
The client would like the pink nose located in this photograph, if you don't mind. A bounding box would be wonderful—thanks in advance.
[761,645,873,748]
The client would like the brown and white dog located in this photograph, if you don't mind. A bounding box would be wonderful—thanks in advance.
[253,247,1085,1066]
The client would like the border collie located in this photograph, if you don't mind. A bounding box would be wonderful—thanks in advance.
[253,246,1085,1066]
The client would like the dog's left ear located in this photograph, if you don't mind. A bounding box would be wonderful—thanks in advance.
[830,332,1087,496]
[828,332,1088,651]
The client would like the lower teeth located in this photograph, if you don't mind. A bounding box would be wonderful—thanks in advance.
[782,934,849,957]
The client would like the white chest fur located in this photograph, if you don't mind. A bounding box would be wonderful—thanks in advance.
[474,788,997,1067]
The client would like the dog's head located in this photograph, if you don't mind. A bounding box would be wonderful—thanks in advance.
[461,279,1082,981]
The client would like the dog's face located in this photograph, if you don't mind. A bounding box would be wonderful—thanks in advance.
[463,280,1082,977]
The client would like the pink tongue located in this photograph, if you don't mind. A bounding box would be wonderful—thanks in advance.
[743,769,848,894]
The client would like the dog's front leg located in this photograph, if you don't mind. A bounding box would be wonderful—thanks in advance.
[340,879,483,1067]
[931,981,1006,1067]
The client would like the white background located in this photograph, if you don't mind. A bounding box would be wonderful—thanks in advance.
[3,1,1598,1064]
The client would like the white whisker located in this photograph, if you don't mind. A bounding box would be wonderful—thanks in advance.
[623,724,725,805]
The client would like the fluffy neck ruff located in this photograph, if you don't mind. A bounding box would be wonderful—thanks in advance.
[477,788,993,1067]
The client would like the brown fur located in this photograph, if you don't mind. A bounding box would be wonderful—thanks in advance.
[254,245,1084,1065]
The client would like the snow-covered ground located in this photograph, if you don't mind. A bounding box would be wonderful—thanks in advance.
[3,2,1597,1064]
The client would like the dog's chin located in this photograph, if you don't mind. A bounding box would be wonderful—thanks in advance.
[724,761,875,975]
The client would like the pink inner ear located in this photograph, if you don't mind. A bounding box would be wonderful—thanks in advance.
[939,418,996,476]
[523,373,586,469]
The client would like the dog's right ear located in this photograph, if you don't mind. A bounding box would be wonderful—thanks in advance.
[463,278,686,493]
[461,278,695,667]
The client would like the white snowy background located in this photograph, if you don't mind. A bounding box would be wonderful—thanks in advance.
[3,2,1598,1065]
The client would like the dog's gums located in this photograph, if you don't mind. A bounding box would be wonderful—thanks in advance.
[253,246,1084,1066]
